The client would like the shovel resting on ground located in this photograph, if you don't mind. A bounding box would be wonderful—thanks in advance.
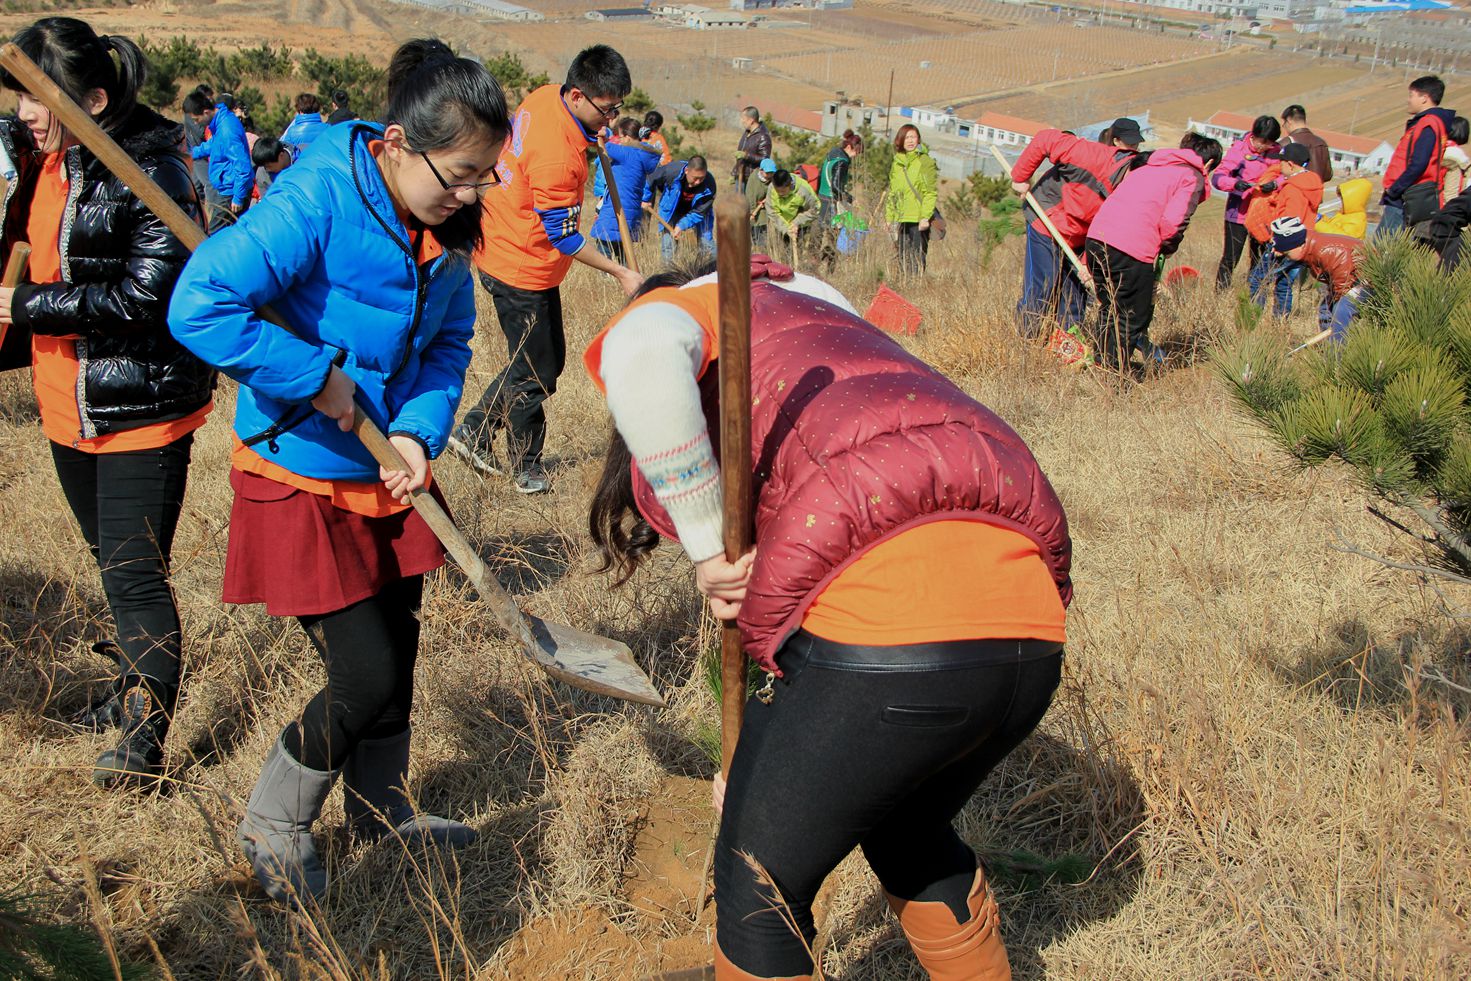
[0,43,664,707]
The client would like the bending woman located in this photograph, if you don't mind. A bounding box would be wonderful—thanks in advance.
[169,40,507,904]
[0,18,215,788]
[586,260,1072,979]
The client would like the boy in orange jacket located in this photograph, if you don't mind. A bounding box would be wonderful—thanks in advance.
[452,45,641,494]
[1246,142,1323,316]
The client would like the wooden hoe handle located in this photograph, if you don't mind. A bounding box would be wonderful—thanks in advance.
[714,195,754,774]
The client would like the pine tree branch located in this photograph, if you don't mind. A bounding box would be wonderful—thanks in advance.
[1328,529,1471,587]
[1400,498,1471,568]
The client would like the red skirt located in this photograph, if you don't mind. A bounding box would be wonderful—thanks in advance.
[222,469,447,617]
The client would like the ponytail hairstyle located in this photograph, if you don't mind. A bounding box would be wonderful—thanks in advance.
[1,17,146,144]
[589,262,716,584]
[384,38,510,255]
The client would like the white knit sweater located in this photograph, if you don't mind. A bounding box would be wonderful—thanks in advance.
[597,273,857,562]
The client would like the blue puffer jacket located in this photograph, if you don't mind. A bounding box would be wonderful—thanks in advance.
[191,105,255,206]
[168,122,476,481]
[644,160,716,237]
[280,112,328,157]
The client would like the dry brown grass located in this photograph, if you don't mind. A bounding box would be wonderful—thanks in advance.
[1,193,1468,979]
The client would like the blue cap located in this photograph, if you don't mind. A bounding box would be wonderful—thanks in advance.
[760,158,777,174]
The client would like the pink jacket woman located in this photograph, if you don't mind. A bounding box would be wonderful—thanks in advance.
[1212,135,1280,224]
[1088,147,1212,263]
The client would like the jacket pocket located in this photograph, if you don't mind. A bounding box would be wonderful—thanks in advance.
[881,705,969,729]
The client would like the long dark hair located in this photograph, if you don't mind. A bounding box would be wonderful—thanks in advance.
[384,39,510,254]
[2,17,146,142]
[589,262,713,583]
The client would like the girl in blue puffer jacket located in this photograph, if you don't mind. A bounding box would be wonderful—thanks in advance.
[169,38,507,905]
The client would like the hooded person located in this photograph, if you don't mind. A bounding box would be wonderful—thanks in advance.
[1086,133,1222,373]
[1316,177,1372,239]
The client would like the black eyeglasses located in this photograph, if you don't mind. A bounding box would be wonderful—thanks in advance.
[405,142,501,193]
[587,95,623,119]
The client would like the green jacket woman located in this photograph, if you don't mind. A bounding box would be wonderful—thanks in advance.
[885,126,938,272]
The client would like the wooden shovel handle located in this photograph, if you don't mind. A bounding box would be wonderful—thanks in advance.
[987,143,1095,293]
[3,242,30,287]
[714,195,754,774]
[596,144,640,275]
[0,42,543,646]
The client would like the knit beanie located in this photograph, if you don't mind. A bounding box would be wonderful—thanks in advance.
[1271,216,1308,253]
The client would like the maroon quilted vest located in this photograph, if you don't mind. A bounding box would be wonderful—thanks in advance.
[633,282,1072,671]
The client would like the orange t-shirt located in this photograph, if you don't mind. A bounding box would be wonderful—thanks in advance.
[802,520,1066,645]
[27,152,210,453]
[228,204,437,520]
[474,85,594,290]
[586,283,1067,645]
[646,131,673,166]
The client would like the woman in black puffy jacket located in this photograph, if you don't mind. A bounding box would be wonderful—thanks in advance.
[0,17,214,788]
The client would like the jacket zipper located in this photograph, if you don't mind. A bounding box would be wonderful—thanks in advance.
[347,136,427,386]
[57,146,97,444]
[240,349,349,453]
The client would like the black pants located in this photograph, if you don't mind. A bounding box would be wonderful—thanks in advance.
[1087,240,1156,371]
[287,575,423,772]
[51,434,194,696]
[460,273,565,472]
[897,221,930,274]
[1215,220,1264,289]
[715,630,1064,976]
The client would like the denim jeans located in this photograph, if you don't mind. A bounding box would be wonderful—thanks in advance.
[1376,203,1405,237]
[1016,223,1088,337]
[660,229,714,264]
[1248,251,1299,317]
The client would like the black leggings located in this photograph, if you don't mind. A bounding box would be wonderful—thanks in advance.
[285,575,423,772]
[51,434,194,697]
[715,631,1064,977]
[1216,220,1264,289]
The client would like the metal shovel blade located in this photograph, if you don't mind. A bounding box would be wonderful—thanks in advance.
[526,615,665,706]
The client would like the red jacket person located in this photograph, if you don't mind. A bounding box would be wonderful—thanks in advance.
[585,261,1070,980]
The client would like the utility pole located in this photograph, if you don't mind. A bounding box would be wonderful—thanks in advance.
[1370,24,1381,74]
[884,68,894,139]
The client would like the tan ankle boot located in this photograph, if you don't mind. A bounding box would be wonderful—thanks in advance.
[714,937,814,980]
[885,867,1012,981]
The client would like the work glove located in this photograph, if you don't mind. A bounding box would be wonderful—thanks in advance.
[1233,179,1253,193]
[1259,180,1278,194]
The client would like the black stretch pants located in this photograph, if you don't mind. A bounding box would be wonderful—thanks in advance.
[896,221,930,274]
[714,630,1064,977]
[460,273,565,472]
[1087,240,1156,372]
[286,575,423,772]
[51,434,193,697]
[1215,220,1264,289]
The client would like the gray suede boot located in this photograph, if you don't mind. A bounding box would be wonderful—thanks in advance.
[237,734,338,904]
[343,728,478,848]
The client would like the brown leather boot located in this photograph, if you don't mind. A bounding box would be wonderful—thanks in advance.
[885,867,1012,981]
[714,937,813,980]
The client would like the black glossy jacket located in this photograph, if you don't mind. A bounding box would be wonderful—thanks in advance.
[0,106,215,440]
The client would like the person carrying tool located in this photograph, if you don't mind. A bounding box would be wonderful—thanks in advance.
[591,116,660,265]
[168,39,508,905]
[1086,133,1222,374]
[183,87,254,234]
[645,154,717,263]
[451,45,640,494]
[1268,216,1367,342]
[745,157,776,250]
[765,168,819,260]
[0,15,216,790]
[1009,117,1143,338]
[584,260,1071,981]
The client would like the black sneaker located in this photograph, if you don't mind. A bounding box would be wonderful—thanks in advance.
[92,683,169,789]
[447,426,503,477]
[68,640,127,732]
